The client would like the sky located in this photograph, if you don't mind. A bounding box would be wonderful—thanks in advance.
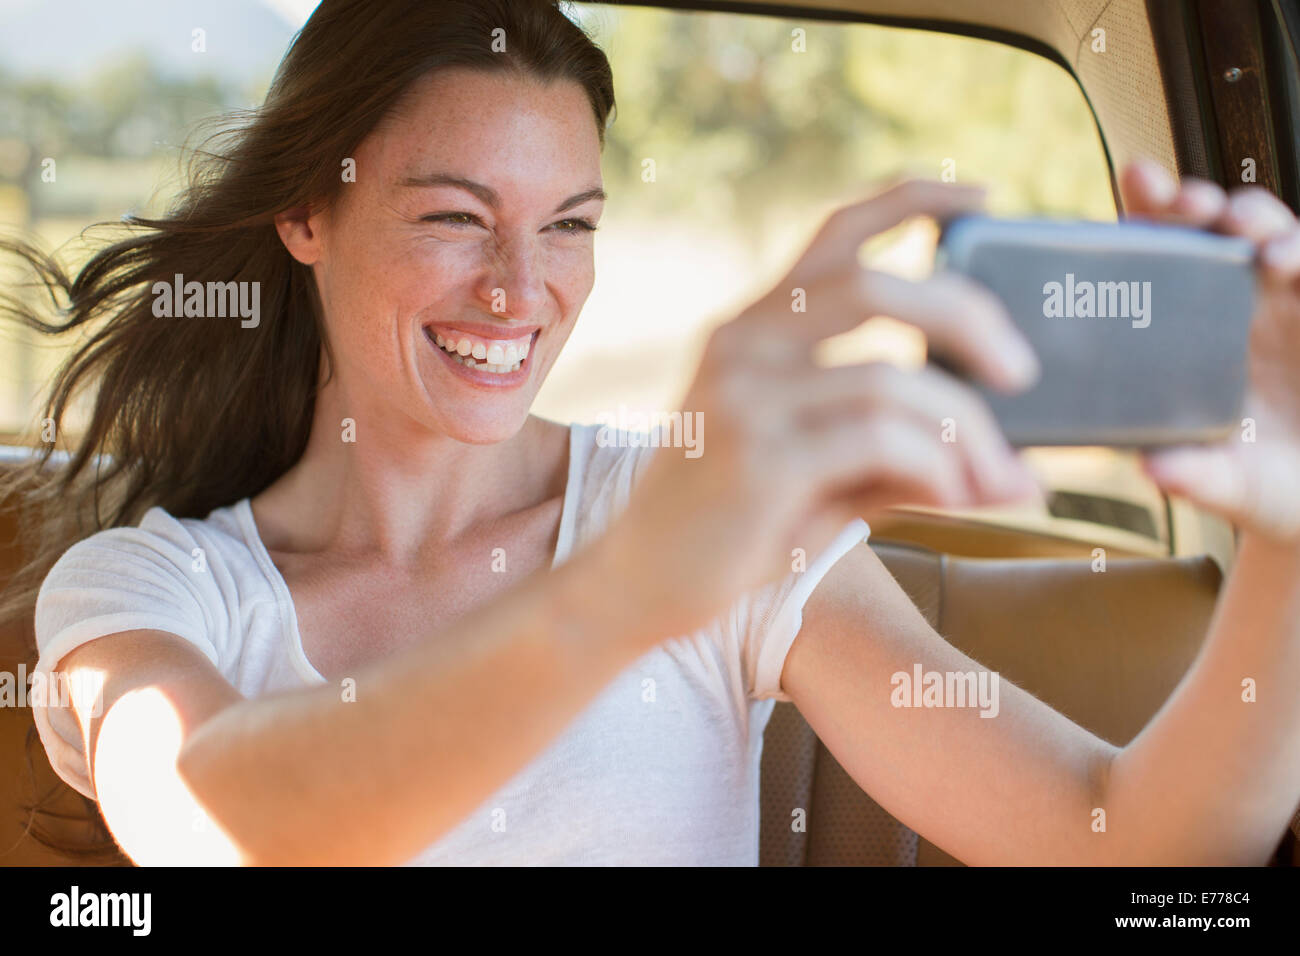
[0,0,320,83]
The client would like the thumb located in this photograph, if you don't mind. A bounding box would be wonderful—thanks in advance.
[1140,443,1300,537]
[1141,444,1244,511]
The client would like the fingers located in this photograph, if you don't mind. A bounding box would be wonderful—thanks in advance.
[1120,160,1234,228]
[1130,179,1228,229]
[797,414,970,509]
[736,176,1039,392]
[1141,444,1241,504]
[701,316,1041,515]
[1168,180,1230,225]
[1120,158,1300,297]
[772,362,1034,500]
[744,265,1038,393]
[1214,186,1299,286]
[1120,157,1297,246]
[858,271,1039,392]
[1218,187,1296,243]
[1118,159,1179,218]
[1142,442,1300,540]
[1260,229,1300,283]
[1142,444,1260,534]
[781,178,988,290]
[812,179,987,256]
[783,389,1041,512]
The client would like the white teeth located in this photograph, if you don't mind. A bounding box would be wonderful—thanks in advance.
[428,328,535,374]
[444,353,523,374]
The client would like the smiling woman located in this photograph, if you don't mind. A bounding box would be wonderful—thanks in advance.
[6,0,1300,870]
[270,64,608,442]
[0,0,629,863]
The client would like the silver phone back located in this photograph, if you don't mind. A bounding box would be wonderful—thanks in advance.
[938,216,1255,447]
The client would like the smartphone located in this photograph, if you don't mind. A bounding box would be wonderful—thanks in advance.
[935,215,1256,447]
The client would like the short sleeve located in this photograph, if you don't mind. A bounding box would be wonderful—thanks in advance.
[31,507,227,799]
[738,518,871,702]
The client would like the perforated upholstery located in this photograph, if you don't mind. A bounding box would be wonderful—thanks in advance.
[757,700,818,865]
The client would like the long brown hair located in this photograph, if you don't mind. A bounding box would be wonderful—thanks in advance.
[0,0,615,862]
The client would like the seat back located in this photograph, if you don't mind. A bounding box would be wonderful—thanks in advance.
[757,538,1289,865]
[0,471,116,865]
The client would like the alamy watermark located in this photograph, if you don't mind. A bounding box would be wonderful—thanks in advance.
[1042,273,1151,329]
[50,886,150,936]
[890,663,1000,718]
[152,273,260,328]
[0,664,104,717]
[594,405,703,458]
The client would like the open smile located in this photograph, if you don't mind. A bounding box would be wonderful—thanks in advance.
[422,324,538,388]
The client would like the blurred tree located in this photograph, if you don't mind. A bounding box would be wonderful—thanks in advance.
[0,54,242,219]
[586,7,1113,250]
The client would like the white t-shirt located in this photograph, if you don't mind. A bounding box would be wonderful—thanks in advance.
[32,422,870,865]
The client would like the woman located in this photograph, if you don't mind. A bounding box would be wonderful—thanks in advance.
[9,0,1300,865]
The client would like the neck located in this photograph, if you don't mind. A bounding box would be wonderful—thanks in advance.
[251,370,564,566]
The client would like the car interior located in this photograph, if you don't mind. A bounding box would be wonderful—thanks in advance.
[2,0,1298,866]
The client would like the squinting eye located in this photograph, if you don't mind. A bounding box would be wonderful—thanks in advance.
[550,218,598,233]
[422,212,482,227]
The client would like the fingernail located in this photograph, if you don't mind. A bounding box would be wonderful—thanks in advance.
[1263,231,1300,271]
[1143,161,1177,204]
[1000,339,1041,388]
[1009,462,1041,501]
[991,460,1031,501]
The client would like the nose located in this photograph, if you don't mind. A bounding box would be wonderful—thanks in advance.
[476,232,548,320]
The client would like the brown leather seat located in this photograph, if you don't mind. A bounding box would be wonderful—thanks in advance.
[760,538,1300,865]
[0,468,122,866]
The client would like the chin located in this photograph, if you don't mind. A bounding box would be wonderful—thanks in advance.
[435,407,531,446]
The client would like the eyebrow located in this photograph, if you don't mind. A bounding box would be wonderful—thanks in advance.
[398,173,606,215]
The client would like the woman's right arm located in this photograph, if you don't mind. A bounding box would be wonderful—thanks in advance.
[59,534,665,866]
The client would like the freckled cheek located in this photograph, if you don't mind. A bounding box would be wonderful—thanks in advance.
[404,244,493,304]
[320,264,430,369]
[379,252,471,327]
[548,249,596,321]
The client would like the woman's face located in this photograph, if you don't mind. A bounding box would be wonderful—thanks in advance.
[291,68,605,445]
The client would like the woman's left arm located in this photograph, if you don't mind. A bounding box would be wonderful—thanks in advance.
[782,161,1300,865]
[1108,160,1300,863]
